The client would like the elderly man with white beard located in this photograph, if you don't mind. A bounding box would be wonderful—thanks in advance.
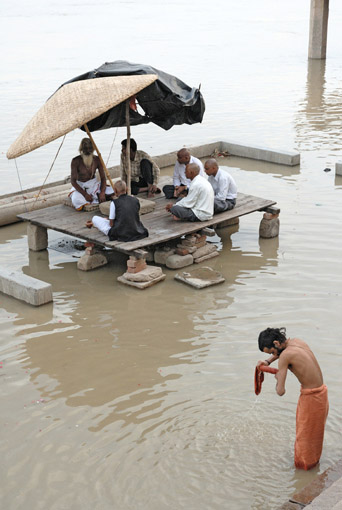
[70,138,114,210]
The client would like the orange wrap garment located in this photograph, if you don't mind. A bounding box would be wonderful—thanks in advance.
[294,384,329,470]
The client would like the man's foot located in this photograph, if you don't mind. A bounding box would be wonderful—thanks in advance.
[172,215,181,221]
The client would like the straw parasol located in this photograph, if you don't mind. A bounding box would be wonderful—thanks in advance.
[7,74,158,191]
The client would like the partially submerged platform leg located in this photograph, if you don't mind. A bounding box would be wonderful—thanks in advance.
[118,250,165,289]
[27,224,48,251]
[77,243,108,271]
[259,207,280,239]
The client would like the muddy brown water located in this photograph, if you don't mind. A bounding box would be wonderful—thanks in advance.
[1,1,342,509]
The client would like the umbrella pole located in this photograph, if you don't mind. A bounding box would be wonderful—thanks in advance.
[83,123,115,191]
[125,100,131,195]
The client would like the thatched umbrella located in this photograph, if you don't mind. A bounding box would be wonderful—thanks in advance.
[7,74,158,192]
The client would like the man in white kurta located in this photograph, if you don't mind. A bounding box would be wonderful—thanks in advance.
[162,148,207,199]
[204,158,237,213]
[165,163,214,222]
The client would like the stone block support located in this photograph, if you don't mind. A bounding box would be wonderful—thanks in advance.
[259,213,280,239]
[77,243,108,271]
[308,0,329,59]
[27,224,48,251]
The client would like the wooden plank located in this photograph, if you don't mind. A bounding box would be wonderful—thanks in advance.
[17,192,277,254]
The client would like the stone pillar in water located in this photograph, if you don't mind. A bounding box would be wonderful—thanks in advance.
[308,0,329,59]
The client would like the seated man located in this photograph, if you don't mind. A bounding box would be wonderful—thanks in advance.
[204,158,237,213]
[92,180,148,242]
[162,148,206,199]
[120,138,160,198]
[165,163,214,222]
[70,138,113,210]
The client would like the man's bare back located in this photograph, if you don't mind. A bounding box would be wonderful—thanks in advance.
[277,338,323,393]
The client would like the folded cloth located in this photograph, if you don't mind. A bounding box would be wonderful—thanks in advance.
[295,384,329,470]
[254,365,278,395]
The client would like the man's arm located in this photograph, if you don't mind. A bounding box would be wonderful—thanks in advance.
[275,354,289,396]
[215,175,229,202]
[173,163,182,187]
[175,182,199,209]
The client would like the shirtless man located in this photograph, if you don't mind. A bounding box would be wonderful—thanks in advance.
[257,327,328,470]
[70,138,113,210]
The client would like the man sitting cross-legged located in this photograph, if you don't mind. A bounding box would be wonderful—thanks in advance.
[70,137,114,211]
[92,180,149,242]
[165,163,214,222]
[204,158,237,214]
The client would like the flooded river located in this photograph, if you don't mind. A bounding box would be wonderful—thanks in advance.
[1,1,342,509]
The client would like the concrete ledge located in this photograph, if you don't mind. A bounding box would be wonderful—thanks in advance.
[335,161,342,176]
[220,141,300,166]
[0,267,53,306]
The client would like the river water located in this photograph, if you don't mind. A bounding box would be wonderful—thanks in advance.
[1,1,342,509]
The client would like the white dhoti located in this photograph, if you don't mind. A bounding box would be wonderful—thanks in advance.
[69,178,113,210]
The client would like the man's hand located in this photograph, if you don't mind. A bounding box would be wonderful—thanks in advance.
[165,203,173,212]
[257,360,270,368]
[98,191,106,203]
[150,184,158,194]
[174,185,187,198]
[84,192,93,202]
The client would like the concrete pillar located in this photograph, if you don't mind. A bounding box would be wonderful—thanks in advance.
[308,0,329,59]
[259,212,280,239]
[27,224,48,251]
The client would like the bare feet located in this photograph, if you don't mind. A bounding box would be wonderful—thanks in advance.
[172,215,181,221]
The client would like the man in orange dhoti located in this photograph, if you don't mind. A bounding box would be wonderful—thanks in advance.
[257,327,329,470]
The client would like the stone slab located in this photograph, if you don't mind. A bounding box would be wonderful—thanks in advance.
[194,251,220,264]
[304,477,342,509]
[174,266,225,289]
[336,162,342,177]
[117,273,166,289]
[0,266,53,306]
[193,243,217,260]
[220,141,300,166]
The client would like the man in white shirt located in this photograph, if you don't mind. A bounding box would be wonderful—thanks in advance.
[165,163,214,222]
[204,158,237,214]
[162,148,206,199]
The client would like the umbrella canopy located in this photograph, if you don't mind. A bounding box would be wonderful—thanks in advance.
[7,74,158,160]
[62,60,205,132]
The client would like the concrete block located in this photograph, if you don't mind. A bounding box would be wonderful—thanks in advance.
[77,252,108,271]
[220,141,300,166]
[0,267,52,306]
[154,247,175,265]
[194,251,220,264]
[27,224,48,251]
[193,243,217,260]
[259,217,280,238]
[336,161,342,176]
[166,253,194,269]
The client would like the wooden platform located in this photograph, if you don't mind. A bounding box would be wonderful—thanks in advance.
[17,192,277,255]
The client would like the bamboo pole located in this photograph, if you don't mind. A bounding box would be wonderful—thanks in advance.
[83,123,115,191]
[125,99,132,195]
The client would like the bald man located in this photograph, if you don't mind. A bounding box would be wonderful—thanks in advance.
[165,163,214,222]
[204,158,237,214]
[162,148,206,199]
[92,180,148,242]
